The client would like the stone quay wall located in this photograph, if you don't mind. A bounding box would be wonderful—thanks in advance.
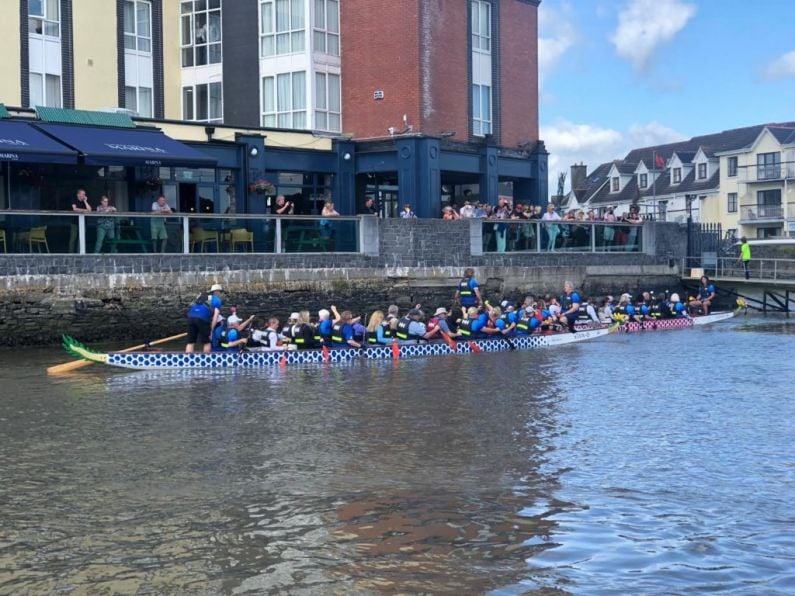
[0,220,688,346]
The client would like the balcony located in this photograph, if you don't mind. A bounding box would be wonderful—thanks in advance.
[738,203,784,224]
[738,162,795,182]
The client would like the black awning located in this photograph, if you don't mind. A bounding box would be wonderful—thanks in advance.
[36,123,217,167]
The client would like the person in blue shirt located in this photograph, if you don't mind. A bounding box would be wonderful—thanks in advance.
[331,310,362,348]
[690,275,716,315]
[316,308,333,345]
[186,283,223,353]
[454,268,483,308]
[558,281,582,333]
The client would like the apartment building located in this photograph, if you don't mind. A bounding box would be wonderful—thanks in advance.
[0,0,547,217]
[566,122,795,239]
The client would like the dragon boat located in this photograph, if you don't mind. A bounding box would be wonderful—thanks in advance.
[574,310,737,333]
[62,327,611,371]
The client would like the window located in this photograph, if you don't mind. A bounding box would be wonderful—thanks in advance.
[181,0,222,67]
[262,71,306,129]
[611,177,619,192]
[472,83,491,136]
[124,0,152,53]
[727,192,737,213]
[29,0,60,37]
[672,168,681,183]
[315,72,340,132]
[728,156,738,177]
[260,0,305,57]
[757,152,781,180]
[29,72,62,108]
[639,173,648,188]
[125,86,153,117]
[698,163,707,179]
[183,82,223,122]
[471,0,491,52]
[313,0,339,56]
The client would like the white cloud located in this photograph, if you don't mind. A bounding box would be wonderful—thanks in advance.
[541,120,686,192]
[610,0,696,72]
[762,50,795,80]
[538,3,577,94]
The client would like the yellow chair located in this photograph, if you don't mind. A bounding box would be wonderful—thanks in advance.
[0,229,6,253]
[17,226,49,253]
[189,227,219,253]
[229,228,254,252]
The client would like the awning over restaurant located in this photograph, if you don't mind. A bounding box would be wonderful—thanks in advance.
[35,123,217,167]
[0,120,78,164]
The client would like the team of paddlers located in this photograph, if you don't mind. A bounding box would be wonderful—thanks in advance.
[183,271,718,353]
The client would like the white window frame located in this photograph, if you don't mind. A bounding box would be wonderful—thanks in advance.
[611,177,619,192]
[672,168,681,184]
[29,72,62,108]
[471,0,491,53]
[182,82,223,123]
[260,0,306,57]
[314,72,341,132]
[124,0,153,54]
[313,0,339,56]
[639,173,648,188]
[28,0,60,38]
[472,83,492,137]
[697,162,707,179]
[261,71,307,129]
[180,0,223,67]
[125,85,153,117]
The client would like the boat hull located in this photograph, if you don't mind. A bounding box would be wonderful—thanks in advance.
[575,311,735,333]
[100,328,610,370]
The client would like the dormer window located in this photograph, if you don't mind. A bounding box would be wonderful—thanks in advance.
[673,168,682,183]
[611,177,619,192]
[698,163,707,179]
[639,173,648,189]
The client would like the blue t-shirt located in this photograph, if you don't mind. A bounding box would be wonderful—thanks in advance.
[319,319,333,336]
[471,313,488,333]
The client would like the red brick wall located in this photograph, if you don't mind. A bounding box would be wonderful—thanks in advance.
[499,0,540,148]
[423,0,469,141]
[341,0,422,140]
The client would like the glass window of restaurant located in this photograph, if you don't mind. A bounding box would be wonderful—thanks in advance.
[265,172,334,214]
[156,166,238,214]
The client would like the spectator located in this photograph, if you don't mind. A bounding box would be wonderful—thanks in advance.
[94,195,118,254]
[442,205,459,220]
[400,203,417,218]
[542,203,561,251]
[319,200,339,238]
[151,195,172,253]
[360,197,378,216]
[459,200,474,219]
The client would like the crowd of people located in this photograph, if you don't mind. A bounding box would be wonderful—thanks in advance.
[184,270,718,354]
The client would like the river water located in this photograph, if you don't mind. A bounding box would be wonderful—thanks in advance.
[1,316,793,594]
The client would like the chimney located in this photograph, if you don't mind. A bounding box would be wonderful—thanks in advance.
[570,163,587,191]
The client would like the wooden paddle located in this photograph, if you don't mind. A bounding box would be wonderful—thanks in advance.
[47,332,188,374]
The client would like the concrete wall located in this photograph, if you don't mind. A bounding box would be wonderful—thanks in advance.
[0,220,687,346]
[0,8,21,106]
[73,1,118,110]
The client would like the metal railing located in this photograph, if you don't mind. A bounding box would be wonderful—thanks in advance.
[739,205,784,220]
[0,210,361,255]
[481,220,644,253]
[683,256,795,282]
[738,162,795,182]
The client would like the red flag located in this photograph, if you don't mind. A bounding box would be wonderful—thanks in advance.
[654,153,665,169]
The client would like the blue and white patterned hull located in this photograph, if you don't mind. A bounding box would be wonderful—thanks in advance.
[103,328,610,370]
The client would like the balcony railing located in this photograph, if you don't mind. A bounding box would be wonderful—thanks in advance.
[481,220,643,253]
[738,205,784,221]
[0,211,361,255]
[683,256,795,283]
[738,162,795,182]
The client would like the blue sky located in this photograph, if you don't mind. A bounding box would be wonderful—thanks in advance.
[539,0,795,186]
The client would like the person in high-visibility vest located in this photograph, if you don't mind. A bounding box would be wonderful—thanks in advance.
[740,237,751,280]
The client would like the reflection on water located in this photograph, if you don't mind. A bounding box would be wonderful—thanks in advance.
[1,317,793,593]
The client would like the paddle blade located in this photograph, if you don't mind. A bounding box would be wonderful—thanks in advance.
[468,341,482,353]
[279,352,288,368]
[441,332,458,352]
[391,342,400,360]
[322,345,330,363]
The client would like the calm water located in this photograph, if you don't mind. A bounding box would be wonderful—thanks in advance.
[1,317,793,594]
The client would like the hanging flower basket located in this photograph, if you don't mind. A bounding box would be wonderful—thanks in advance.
[249,178,275,194]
